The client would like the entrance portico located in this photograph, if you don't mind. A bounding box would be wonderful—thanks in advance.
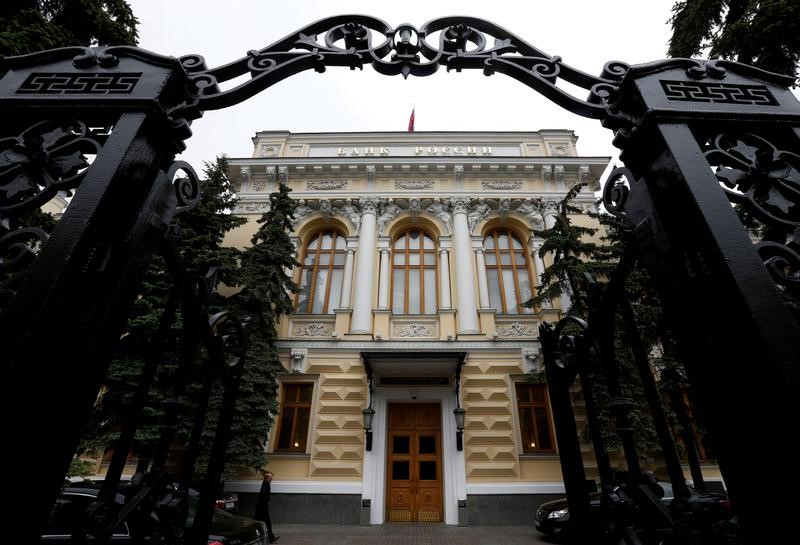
[361,353,467,525]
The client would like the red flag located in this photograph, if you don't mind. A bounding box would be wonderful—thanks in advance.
[407,108,415,132]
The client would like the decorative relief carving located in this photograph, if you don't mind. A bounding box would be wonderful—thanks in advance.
[234,202,269,214]
[482,181,522,190]
[292,199,314,225]
[337,199,361,231]
[555,165,565,182]
[290,348,308,373]
[542,165,553,183]
[515,199,544,229]
[293,322,333,337]
[394,323,433,337]
[550,144,568,156]
[661,80,777,105]
[252,181,266,192]
[360,196,379,215]
[449,197,470,214]
[468,198,491,233]
[278,166,289,185]
[542,199,559,217]
[427,199,452,231]
[367,165,376,189]
[496,321,535,337]
[454,165,464,188]
[396,180,434,190]
[409,197,421,218]
[307,180,347,191]
[522,348,541,373]
[498,198,510,217]
[261,145,279,157]
[319,198,332,217]
[240,166,251,187]
[266,166,276,193]
[377,199,401,234]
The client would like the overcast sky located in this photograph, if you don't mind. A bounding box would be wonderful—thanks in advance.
[126,1,698,174]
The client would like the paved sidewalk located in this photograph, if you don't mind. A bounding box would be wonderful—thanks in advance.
[267,524,553,545]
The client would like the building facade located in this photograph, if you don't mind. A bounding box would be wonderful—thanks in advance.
[222,130,608,525]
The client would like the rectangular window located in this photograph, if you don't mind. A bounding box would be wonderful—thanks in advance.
[276,383,314,452]
[515,383,554,453]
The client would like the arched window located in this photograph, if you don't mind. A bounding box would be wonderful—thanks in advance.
[391,229,437,315]
[295,230,346,314]
[483,229,534,314]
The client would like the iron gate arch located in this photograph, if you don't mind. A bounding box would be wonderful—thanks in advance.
[1,15,798,544]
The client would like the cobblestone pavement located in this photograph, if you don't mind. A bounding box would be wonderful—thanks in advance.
[267,524,554,545]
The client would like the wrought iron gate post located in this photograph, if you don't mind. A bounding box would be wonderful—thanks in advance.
[604,59,800,543]
[0,46,200,538]
[539,319,594,543]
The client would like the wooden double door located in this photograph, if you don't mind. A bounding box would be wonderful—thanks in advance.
[386,403,443,522]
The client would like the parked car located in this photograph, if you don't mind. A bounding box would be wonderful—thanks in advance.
[215,491,239,513]
[534,481,731,539]
[42,484,267,544]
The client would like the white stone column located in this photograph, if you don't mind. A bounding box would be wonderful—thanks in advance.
[350,197,378,333]
[338,247,355,309]
[377,248,390,309]
[474,248,490,309]
[439,248,452,309]
[451,198,480,334]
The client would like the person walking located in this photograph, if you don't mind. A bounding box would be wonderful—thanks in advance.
[255,470,279,543]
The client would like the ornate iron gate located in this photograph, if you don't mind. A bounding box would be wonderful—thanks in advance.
[1,15,797,544]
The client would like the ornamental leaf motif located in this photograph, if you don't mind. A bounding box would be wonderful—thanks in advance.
[0,120,101,216]
[703,133,800,229]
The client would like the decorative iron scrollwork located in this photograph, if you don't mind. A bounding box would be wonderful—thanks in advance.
[703,132,800,229]
[703,132,800,316]
[542,315,589,376]
[182,15,627,119]
[208,310,247,371]
[601,167,634,217]
[0,119,102,216]
[0,226,48,314]
[167,160,201,214]
[755,239,800,315]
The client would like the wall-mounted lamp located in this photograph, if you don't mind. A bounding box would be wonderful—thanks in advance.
[453,353,466,451]
[361,358,375,452]
[362,407,375,452]
[453,407,466,451]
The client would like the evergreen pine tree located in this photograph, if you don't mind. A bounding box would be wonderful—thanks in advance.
[80,157,246,462]
[529,184,697,465]
[202,181,298,475]
[0,0,138,58]
[668,0,800,77]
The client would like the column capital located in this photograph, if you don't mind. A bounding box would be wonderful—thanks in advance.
[450,196,470,214]
[542,198,560,215]
[359,196,379,215]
